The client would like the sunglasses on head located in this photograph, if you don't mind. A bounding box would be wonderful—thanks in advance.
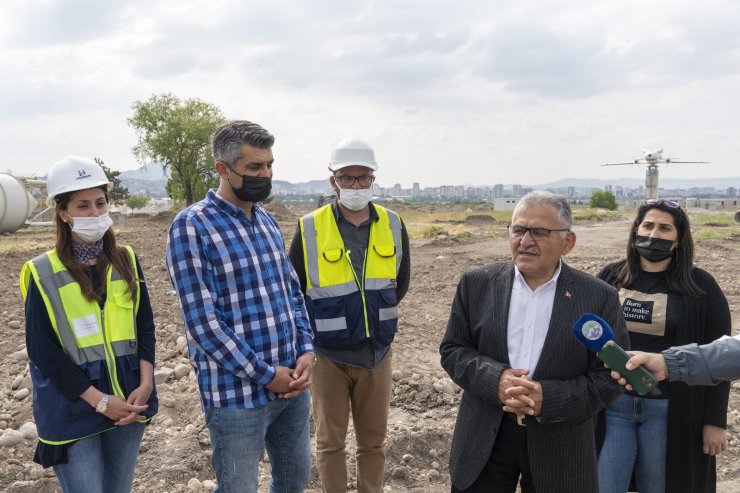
[645,199,679,209]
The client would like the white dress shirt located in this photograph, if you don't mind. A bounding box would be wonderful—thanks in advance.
[507,261,562,375]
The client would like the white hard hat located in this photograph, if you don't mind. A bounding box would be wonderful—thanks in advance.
[328,138,378,172]
[46,156,112,206]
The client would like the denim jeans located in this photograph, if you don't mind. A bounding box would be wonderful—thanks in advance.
[54,422,146,493]
[205,391,311,493]
[598,393,669,493]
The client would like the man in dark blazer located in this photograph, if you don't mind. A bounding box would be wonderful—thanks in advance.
[440,190,628,493]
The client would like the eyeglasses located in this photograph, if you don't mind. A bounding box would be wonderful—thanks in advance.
[645,199,679,209]
[335,174,375,188]
[507,224,570,240]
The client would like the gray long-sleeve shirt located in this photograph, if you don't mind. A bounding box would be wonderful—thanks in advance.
[664,335,740,385]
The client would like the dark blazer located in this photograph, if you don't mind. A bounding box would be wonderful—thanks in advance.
[440,261,628,492]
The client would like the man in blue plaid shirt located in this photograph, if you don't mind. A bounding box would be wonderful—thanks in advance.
[166,120,315,493]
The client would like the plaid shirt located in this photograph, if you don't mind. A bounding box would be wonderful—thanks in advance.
[166,190,313,409]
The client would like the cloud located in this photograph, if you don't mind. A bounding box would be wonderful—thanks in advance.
[4,0,128,47]
[471,24,616,99]
[1,0,739,185]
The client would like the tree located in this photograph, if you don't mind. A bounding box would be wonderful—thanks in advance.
[127,93,225,206]
[589,190,618,210]
[95,157,129,204]
[126,194,149,214]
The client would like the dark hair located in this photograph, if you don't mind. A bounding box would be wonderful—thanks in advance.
[613,202,703,297]
[212,120,274,166]
[54,186,138,303]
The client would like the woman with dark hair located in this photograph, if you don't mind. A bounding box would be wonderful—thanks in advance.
[20,156,157,493]
[597,199,730,493]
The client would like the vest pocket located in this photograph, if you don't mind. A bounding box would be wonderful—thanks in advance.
[117,353,141,397]
[29,362,65,430]
[63,360,103,420]
[310,296,350,346]
[322,248,344,262]
[372,244,396,257]
[374,288,399,347]
[107,292,136,341]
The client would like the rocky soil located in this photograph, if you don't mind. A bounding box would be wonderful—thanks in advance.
[0,205,738,492]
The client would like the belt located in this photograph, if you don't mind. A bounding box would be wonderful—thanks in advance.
[503,412,527,427]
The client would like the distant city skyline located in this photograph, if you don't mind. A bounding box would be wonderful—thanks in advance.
[115,164,740,200]
[271,177,740,201]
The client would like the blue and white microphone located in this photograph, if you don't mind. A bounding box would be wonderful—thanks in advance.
[572,313,660,396]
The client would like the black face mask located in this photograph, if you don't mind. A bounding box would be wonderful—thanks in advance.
[634,235,675,262]
[227,166,272,203]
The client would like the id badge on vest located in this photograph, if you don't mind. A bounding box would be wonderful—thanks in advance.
[72,313,101,338]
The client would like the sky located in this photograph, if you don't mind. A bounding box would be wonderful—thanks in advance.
[2,0,739,188]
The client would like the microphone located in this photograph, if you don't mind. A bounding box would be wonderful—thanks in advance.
[572,313,660,396]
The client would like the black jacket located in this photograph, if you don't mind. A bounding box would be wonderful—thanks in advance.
[598,263,731,493]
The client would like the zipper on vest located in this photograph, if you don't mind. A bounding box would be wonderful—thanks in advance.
[346,250,371,339]
[100,307,125,398]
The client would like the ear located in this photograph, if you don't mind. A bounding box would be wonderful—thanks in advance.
[561,231,577,255]
[329,175,340,195]
[214,160,230,178]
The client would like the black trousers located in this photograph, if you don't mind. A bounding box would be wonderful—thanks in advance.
[452,416,536,493]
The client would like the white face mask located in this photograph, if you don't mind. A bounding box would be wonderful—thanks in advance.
[338,188,373,211]
[68,213,113,243]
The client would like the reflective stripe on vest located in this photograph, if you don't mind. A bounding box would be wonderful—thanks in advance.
[299,204,402,336]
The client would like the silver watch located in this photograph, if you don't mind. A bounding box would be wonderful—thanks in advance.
[95,394,110,414]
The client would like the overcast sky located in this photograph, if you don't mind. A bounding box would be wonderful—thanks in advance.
[2,0,739,188]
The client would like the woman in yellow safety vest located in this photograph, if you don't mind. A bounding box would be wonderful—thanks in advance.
[20,156,157,493]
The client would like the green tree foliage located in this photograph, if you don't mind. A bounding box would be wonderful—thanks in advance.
[589,190,618,210]
[95,157,129,204]
[127,93,225,206]
[126,194,149,214]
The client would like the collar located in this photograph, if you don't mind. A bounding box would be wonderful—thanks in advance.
[207,189,256,218]
[513,259,563,292]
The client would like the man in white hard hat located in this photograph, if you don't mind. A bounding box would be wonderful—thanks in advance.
[288,138,411,493]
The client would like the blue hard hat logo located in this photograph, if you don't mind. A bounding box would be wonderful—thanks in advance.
[76,169,91,179]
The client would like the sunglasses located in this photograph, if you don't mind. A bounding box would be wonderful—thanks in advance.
[645,199,679,209]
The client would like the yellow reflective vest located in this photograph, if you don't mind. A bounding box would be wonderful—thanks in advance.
[20,248,157,444]
[298,204,403,348]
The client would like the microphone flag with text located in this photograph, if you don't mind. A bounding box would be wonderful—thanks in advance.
[572,313,660,396]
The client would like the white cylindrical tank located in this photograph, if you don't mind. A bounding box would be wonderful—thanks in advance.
[0,173,39,233]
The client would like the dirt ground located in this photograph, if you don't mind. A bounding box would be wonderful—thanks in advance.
[0,204,738,493]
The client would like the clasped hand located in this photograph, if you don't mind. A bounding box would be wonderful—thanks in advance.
[499,368,543,418]
[106,392,149,426]
[265,353,315,399]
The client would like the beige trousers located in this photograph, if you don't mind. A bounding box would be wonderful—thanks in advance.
[311,349,393,493]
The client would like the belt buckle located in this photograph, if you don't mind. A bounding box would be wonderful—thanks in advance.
[516,415,526,427]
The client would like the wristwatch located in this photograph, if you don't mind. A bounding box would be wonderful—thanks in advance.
[95,394,110,414]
